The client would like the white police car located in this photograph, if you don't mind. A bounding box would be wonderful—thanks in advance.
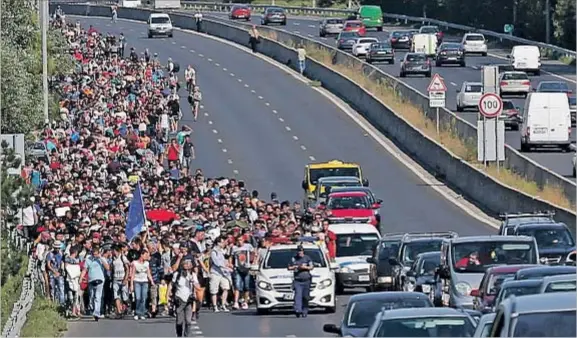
[329,223,381,293]
[252,239,336,314]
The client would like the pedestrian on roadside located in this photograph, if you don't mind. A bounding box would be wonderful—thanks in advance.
[172,258,198,337]
[209,237,232,312]
[249,25,260,53]
[297,44,307,75]
[130,249,155,321]
[80,245,110,321]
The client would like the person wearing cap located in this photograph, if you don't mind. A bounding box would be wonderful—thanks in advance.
[47,240,66,306]
[288,244,314,318]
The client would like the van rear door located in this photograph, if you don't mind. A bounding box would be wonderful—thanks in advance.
[547,93,571,143]
[527,95,550,143]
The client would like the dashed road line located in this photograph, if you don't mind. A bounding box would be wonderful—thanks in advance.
[215,62,220,66]
[450,82,457,86]
[223,67,228,71]
[217,138,223,143]
[258,95,263,99]
[181,45,186,49]
[198,53,204,57]
[294,30,301,34]
[222,148,227,153]
[307,24,315,28]
[300,145,307,150]
[251,89,256,93]
[244,84,249,88]
[278,117,284,122]
[208,120,213,125]
[204,112,209,117]
[190,49,195,53]
[237,78,242,82]
[293,22,300,26]
[212,129,218,134]
[307,34,313,38]
[309,155,316,161]
[171,41,176,44]
[227,159,233,164]
[293,135,299,140]
[230,73,235,76]
[265,102,270,106]
[233,169,239,174]
[272,109,278,114]
[285,126,291,131]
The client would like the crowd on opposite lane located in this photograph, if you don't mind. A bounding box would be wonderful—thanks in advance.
[21,13,346,336]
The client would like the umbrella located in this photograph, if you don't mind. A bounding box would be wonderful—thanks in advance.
[225,220,249,229]
[146,209,179,223]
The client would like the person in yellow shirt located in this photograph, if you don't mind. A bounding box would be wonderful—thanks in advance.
[158,279,169,316]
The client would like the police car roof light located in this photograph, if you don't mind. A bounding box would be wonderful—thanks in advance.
[499,211,555,220]
[401,231,458,241]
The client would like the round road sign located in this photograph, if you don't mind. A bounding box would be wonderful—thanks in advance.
[478,93,503,118]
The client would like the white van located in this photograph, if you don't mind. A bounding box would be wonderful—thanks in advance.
[147,13,173,38]
[329,223,381,292]
[520,92,572,152]
[411,33,437,56]
[508,45,541,75]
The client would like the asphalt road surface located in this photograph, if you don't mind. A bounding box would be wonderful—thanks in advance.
[66,15,497,337]
[208,12,577,179]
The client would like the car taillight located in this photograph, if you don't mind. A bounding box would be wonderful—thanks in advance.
[500,81,508,86]
[569,127,572,135]
[391,38,397,42]
[526,126,531,136]
[441,51,446,55]
[521,81,531,86]
[338,39,344,44]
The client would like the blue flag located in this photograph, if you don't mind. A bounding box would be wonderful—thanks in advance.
[125,182,146,242]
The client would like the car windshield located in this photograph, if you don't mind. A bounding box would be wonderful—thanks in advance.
[569,97,576,105]
[516,227,575,249]
[372,42,391,49]
[503,72,529,80]
[503,101,515,110]
[406,54,426,62]
[268,8,285,13]
[309,167,360,184]
[336,234,380,257]
[464,84,483,93]
[347,22,362,28]
[538,82,569,92]
[378,240,401,260]
[327,19,343,24]
[417,255,440,276]
[441,43,461,50]
[420,27,438,33]
[376,316,475,337]
[486,273,516,295]
[264,249,326,269]
[402,241,442,265]
[151,17,170,24]
[452,241,537,273]
[319,181,361,198]
[498,284,540,303]
[31,143,46,150]
[327,195,369,209]
[340,32,360,39]
[232,6,248,10]
[466,34,484,41]
[392,31,410,38]
[346,298,432,328]
[513,311,576,337]
[544,281,576,293]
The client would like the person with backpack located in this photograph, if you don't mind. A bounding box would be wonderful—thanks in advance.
[172,258,199,337]
[80,245,110,321]
[181,135,195,177]
[47,240,66,307]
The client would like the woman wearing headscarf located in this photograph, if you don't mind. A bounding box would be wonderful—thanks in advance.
[248,25,260,53]
[172,258,199,337]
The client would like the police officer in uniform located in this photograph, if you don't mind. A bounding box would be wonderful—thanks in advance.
[288,245,314,318]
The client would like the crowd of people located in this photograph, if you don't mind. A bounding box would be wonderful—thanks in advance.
[17,13,338,337]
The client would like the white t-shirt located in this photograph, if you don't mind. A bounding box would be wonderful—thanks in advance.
[160,113,169,128]
[132,260,149,283]
[21,206,36,226]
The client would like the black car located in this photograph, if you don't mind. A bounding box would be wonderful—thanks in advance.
[399,53,431,78]
[322,292,433,337]
[367,233,404,291]
[366,42,395,64]
[513,223,576,265]
[515,265,577,280]
[389,30,412,49]
[403,251,441,303]
[498,212,556,235]
[261,7,286,26]
[435,42,465,67]
[389,232,457,291]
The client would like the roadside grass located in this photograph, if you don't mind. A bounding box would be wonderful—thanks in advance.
[261,30,574,210]
[20,294,67,338]
[1,255,28,329]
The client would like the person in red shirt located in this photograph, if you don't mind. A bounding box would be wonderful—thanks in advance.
[166,138,180,165]
[455,251,481,269]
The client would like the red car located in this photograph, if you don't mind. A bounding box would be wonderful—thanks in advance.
[470,264,536,312]
[321,191,378,226]
[343,20,366,37]
[229,5,251,21]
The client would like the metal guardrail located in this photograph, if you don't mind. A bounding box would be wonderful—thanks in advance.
[177,1,576,60]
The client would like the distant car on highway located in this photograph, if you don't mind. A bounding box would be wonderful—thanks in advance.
[456,81,483,112]
[319,18,344,37]
[501,100,522,130]
[352,37,379,58]
[436,42,466,67]
[419,25,443,44]
[389,30,412,49]
[342,20,366,36]
[498,212,556,235]
[535,80,572,94]
[260,7,286,26]
[399,52,431,78]
[366,42,395,64]
[336,31,361,52]
[461,33,488,56]
[499,71,531,97]
[147,13,173,38]
[229,5,251,21]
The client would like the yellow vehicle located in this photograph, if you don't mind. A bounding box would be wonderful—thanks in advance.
[301,160,368,205]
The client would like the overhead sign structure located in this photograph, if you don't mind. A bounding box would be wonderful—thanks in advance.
[428,73,447,108]
[477,118,506,163]
[478,93,503,118]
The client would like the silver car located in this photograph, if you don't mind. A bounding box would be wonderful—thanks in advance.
[456,81,482,112]
[319,18,344,37]
[461,33,488,56]
[336,31,360,52]
[499,71,531,97]
[473,313,495,337]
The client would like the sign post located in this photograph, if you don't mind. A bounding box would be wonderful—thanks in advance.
[477,93,504,170]
[427,74,447,135]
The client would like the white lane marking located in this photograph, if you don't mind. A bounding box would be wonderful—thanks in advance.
[222,148,228,153]
[190,49,195,53]
[272,109,278,114]
[309,156,316,161]
[215,63,220,66]
[286,336,297,337]
[105,24,110,27]
[208,120,213,125]
[233,169,239,174]
[227,159,233,164]
[265,102,270,106]
[285,126,291,131]
[198,54,204,57]
[237,78,242,82]
[251,89,256,93]
[207,58,212,61]
[200,105,204,109]
[171,41,176,44]
[307,34,313,38]
[321,37,327,40]
[212,129,218,134]
[204,112,209,117]
[258,95,263,99]
[278,117,284,122]
[293,22,300,26]
[293,135,299,141]
[300,145,307,150]
[217,139,223,143]
[230,73,235,76]
[223,67,228,71]
[181,45,186,49]
[244,84,249,87]
[294,30,300,34]
[450,82,457,86]
[308,25,315,28]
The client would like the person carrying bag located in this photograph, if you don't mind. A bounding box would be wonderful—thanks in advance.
[248,25,260,53]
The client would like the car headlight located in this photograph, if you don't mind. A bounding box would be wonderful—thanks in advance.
[539,257,548,264]
[455,282,472,297]
[257,281,272,291]
[377,276,392,283]
[421,284,431,293]
[338,267,353,273]
[318,278,333,290]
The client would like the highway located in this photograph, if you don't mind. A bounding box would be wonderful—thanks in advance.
[68,15,495,337]
[208,12,577,178]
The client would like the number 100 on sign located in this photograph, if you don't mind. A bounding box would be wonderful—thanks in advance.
[478,93,503,118]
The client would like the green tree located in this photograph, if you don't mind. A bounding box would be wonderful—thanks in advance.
[553,0,576,48]
[0,140,34,226]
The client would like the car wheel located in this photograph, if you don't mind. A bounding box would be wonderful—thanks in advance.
[400,71,406,78]
[336,283,345,294]
[377,26,383,32]
[426,72,432,78]
[534,69,541,76]
[513,123,520,131]
[389,59,394,65]
[366,58,372,64]
[246,17,250,21]
[148,33,153,38]
[256,308,270,315]
[457,104,463,112]
[282,20,287,26]
[482,52,487,56]
[435,61,441,67]
[520,140,530,152]
[573,166,576,178]
[460,62,466,67]
[325,306,336,313]
[320,31,325,37]
[168,33,173,38]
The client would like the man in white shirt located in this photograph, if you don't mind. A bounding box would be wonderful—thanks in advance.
[21,199,38,239]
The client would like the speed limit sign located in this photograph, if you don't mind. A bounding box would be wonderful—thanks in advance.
[478,93,503,118]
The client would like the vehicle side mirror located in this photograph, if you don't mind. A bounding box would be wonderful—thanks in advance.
[366,257,375,264]
[323,324,340,334]
[470,289,480,297]
[301,180,307,190]
[388,257,399,266]
[371,203,381,209]
[362,179,369,187]
[250,264,259,272]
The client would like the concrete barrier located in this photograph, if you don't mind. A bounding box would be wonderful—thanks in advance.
[57,4,576,228]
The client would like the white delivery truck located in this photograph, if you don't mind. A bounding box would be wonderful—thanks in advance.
[150,0,181,9]
[411,33,437,57]
[520,92,572,152]
[508,45,541,75]
[119,0,141,8]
